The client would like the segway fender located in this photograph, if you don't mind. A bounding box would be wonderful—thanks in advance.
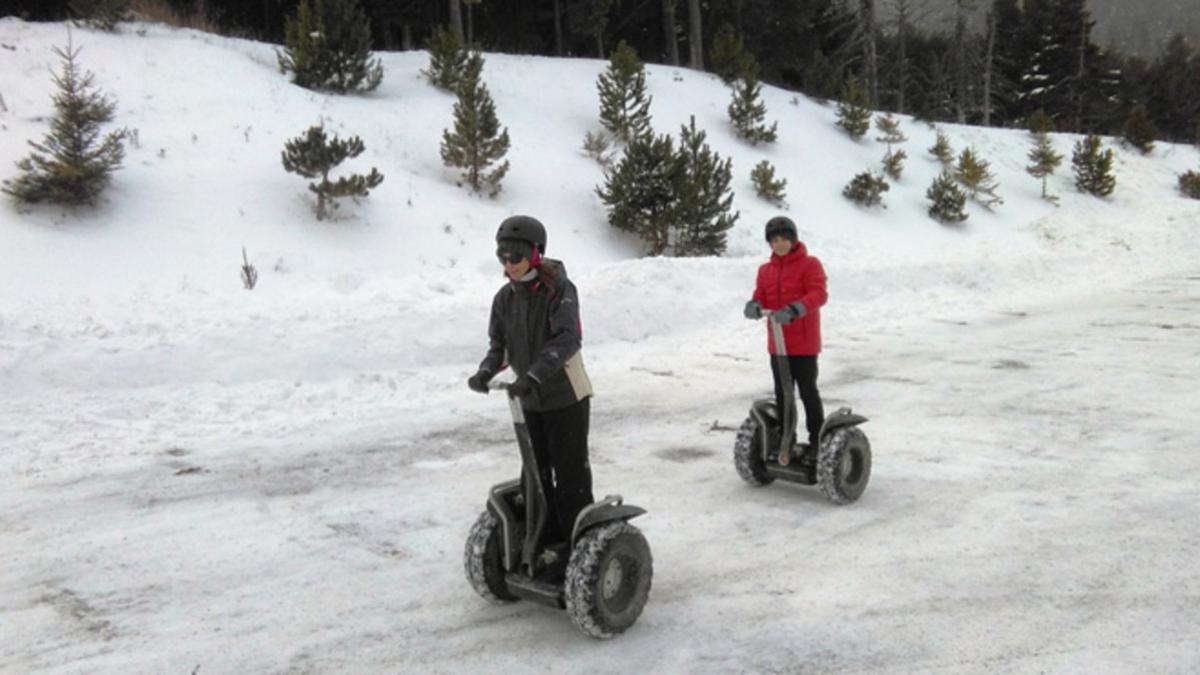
[820,407,869,437]
[571,495,646,546]
[487,478,522,572]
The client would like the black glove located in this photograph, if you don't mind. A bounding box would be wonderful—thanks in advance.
[508,374,537,398]
[467,370,493,394]
[743,300,763,320]
[773,303,806,326]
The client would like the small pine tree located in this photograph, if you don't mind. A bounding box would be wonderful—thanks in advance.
[750,160,787,206]
[674,116,738,256]
[1072,135,1116,197]
[422,24,467,91]
[2,41,126,206]
[281,123,383,220]
[727,61,777,145]
[70,0,129,31]
[881,149,907,180]
[278,0,383,94]
[710,23,749,85]
[843,171,890,207]
[926,171,968,223]
[582,130,616,167]
[874,113,908,152]
[596,132,682,256]
[1121,104,1158,155]
[597,41,653,143]
[836,76,871,140]
[929,128,953,165]
[954,148,1003,209]
[1178,170,1200,199]
[1025,113,1063,202]
[440,53,511,197]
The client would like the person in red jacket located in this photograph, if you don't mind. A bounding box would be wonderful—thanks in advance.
[743,216,829,463]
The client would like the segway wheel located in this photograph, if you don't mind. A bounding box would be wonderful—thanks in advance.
[564,521,652,639]
[464,510,517,603]
[733,416,775,486]
[817,426,871,504]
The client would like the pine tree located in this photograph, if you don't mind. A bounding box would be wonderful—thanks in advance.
[422,24,467,91]
[69,0,129,31]
[281,123,383,220]
[440,53,511,197]
[1121,104,1158,155]
[882,149,907,180]
[954,148,1003,209]
[1179,170,1200,199]
[929,128,954,166]
[727,61,777,145]
[836,76,871,140]
[710,22,749,85]
[926,171,968,223]
[751,160,787,206]
[874,113,907,152]
[597,41,653,143]
[843,171,890,207]
[278,0,383,94]
[1072,134,1116,197]
[875,113,907,179]
[3,41,126,207]
[1025,110,1063,201]
[674,116,738,256]
[596,132,682,256]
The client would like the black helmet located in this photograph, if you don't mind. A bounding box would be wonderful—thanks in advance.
[496,215,547,254]
[764,216,797,243]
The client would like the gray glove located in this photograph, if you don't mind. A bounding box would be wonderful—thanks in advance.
[773,302,806,325]
[467,370,493,393]
[743,300,763,320]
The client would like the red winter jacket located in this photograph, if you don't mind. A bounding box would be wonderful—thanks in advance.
[752,241,828,355]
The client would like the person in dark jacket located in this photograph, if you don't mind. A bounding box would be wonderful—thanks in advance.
[743,216,829,465]
[467,215,594,545]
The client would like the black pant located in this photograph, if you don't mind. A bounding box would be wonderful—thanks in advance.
[523,397,593,543]
[770,355,825,449]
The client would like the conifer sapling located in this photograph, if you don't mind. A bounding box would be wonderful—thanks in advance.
[281,122,383,220]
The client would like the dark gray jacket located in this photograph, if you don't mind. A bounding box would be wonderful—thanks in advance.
[478,259,593,412]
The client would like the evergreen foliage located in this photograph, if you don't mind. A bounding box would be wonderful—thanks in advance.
[1121,104,1158,155]
[843,171,890,207]
[954,148,1003,209]
[874,113,907,151]
[1179,170,1200,199]
[278,0,383,94]
[750,160,787,206]
[596,41,653,143]
[673,116,738,256]
[582,130,616,167]
[440,53,511,197]
[595,132,682,256]
[1072,134,1116,197]
[423,24,467,91]
[929,127,954,165]
[926,171,968,223]
[3,42,126,207]
[1025,115,1063,201]
[882,149,907,180]
[281,123,383,220]
[727,61,777,145]
[69,0,129,31]
[710,23,749,85]
[836,76,871,140]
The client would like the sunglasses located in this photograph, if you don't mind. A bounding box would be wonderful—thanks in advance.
[496,250,527,265]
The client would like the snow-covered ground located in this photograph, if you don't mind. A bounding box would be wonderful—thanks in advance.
[2,18,1199,673]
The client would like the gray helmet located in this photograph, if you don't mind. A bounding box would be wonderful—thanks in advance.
[496,215,547,254]
[764,216,797,242]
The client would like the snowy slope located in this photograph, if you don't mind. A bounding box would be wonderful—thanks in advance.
[2,18,1200,673]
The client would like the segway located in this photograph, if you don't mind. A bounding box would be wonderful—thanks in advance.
[464,381,653,638]
[733,312,872,504]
